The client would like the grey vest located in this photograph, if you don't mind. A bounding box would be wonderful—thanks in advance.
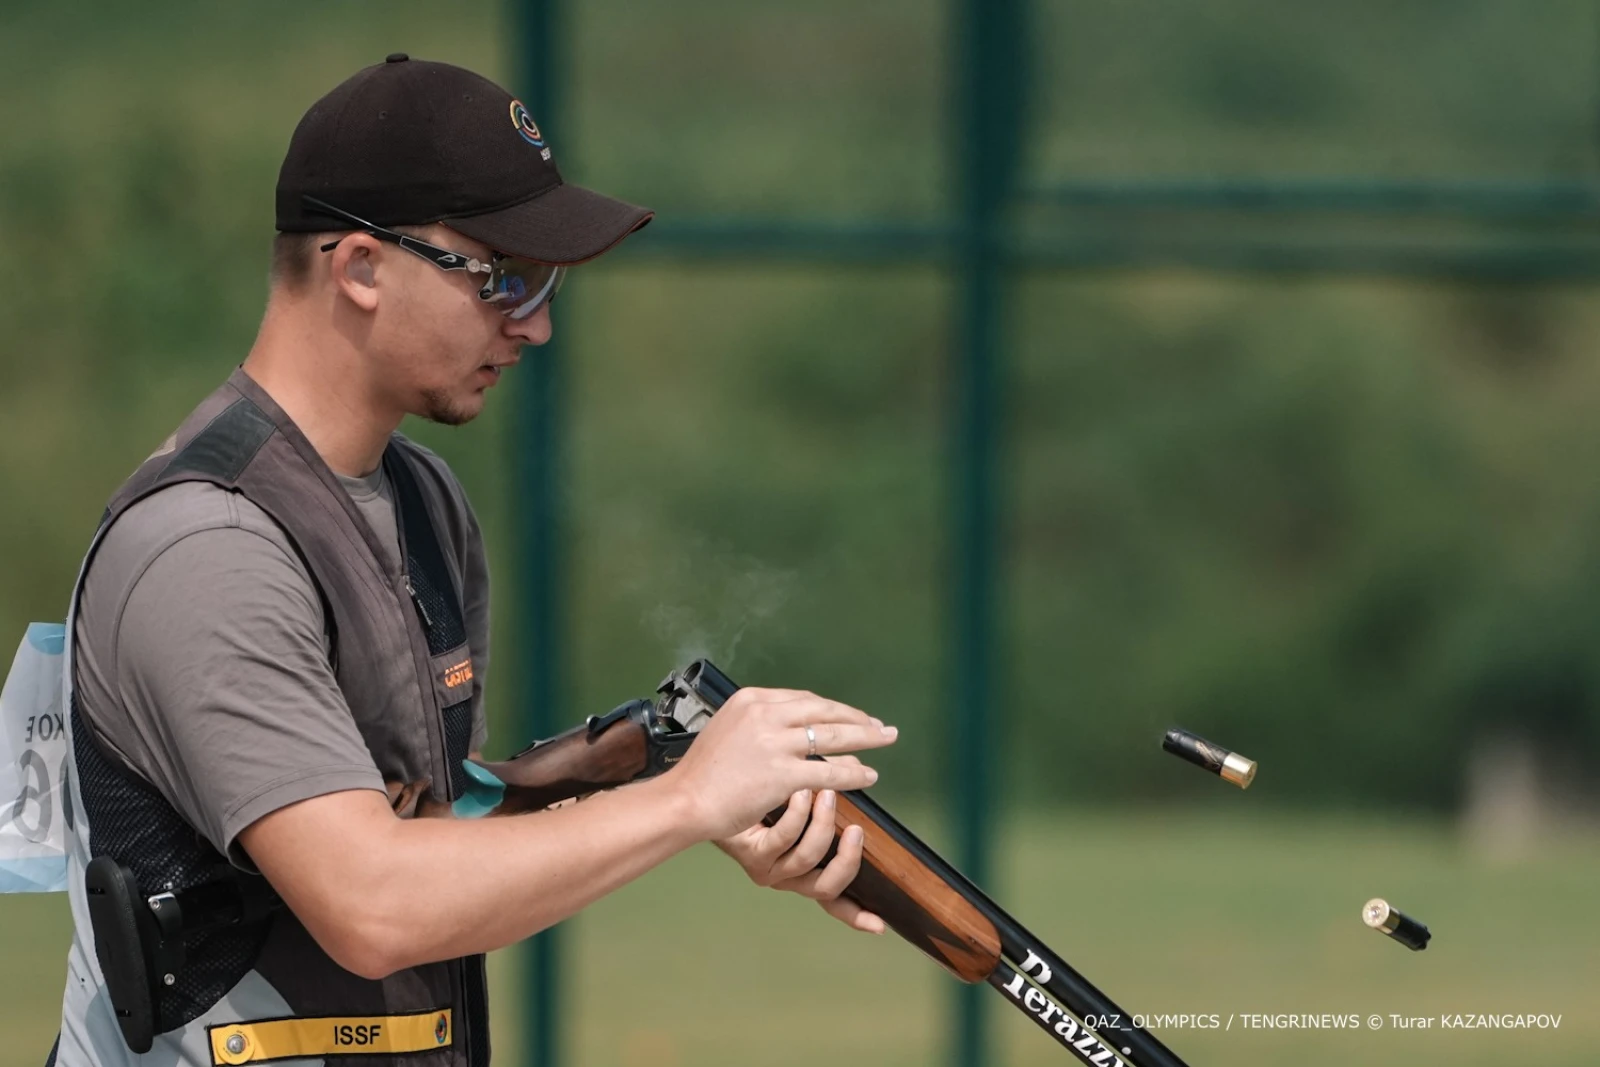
[56,368,488,1067]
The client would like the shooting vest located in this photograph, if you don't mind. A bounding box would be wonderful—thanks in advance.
[55,368,488,1067]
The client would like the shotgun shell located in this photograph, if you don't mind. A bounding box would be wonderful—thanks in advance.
[1162,728,1257,788]
[1363,898,1431,951]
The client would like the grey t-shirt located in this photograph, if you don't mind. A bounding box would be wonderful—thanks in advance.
[71,459,490,868]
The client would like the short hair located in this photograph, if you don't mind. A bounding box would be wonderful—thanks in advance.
[270,231,323,291]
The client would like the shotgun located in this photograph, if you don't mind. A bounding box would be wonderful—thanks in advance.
[470,658,1192,1067]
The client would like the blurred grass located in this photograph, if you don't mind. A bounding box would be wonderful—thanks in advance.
[5,810,1596,1067]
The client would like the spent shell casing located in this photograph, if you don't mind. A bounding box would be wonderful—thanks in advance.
[1362,898,1431,951]
[1162,728,1257,788]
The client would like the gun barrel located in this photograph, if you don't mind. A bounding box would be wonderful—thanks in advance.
[990,959,1140,1066]
[681,658,740,707]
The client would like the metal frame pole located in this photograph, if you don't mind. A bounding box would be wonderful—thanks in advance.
[511,0,565,1064]
[948,0,1026,1064]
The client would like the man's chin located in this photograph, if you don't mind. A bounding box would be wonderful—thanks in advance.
[417,388,485,428]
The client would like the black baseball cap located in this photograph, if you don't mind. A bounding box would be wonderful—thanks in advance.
[275,54,653,265]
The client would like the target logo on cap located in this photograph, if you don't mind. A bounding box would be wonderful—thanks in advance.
[509,100,545,147]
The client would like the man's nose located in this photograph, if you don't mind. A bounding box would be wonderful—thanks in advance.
[502,303,553,345]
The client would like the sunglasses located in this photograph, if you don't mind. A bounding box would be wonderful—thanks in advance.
[302,196,565,320]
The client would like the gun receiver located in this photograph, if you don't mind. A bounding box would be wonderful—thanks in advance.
[458,657,728,813]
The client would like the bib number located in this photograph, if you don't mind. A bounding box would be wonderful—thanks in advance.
[1,623,70,893]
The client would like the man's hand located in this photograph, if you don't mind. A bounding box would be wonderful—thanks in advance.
[668,687,897,841]
[716,782,887,935]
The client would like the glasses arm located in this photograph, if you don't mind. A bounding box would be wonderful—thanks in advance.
[302,196,487,274]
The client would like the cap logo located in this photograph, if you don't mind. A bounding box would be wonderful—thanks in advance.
[509,99,553,159]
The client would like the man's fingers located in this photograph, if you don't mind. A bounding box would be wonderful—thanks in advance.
[820,895,887,935]
[766,790,840,881]
[807,823,866,899]
[797,721,897,758]
[798,756,879,792]
[772,696,878,730]
[728,686,812,707]
[774,821,866,898]
[753,790,811,867]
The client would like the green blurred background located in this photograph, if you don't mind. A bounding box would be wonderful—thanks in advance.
[3,1,1599,1064]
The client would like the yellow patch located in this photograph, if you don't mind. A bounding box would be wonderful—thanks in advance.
[209,1009,450,1064]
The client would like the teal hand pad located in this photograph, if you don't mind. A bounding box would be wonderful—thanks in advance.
[451,760,506,819]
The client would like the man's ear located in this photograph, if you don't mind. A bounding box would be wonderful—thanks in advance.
[329,234,382,312]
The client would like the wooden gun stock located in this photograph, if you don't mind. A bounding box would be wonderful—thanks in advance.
[472,718,648,815]
[830,794,1001,981]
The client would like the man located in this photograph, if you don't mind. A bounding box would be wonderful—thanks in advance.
[53,55,895,1066]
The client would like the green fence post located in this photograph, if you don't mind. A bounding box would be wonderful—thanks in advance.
[949,0,1026,1064]
[511,0,565,1064]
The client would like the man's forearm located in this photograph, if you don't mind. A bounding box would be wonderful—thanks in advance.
[244,671,892,981]
[266,775,702,979]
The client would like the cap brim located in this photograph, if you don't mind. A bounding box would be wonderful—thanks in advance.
[444,183,653,265]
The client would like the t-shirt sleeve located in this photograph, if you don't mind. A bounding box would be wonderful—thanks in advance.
[114,522,386,868]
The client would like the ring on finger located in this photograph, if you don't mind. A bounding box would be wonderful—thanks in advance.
[805,725,817,757]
